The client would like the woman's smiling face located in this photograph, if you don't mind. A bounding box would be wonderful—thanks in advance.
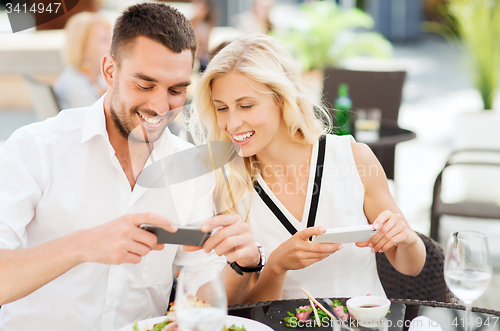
[211,71,287,158]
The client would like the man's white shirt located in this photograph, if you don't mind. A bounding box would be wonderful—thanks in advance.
[0,96,225,331]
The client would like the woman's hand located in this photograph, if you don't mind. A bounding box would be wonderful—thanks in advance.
[356,210,416,253]
[199,214,261,268]
[267,226,342,274]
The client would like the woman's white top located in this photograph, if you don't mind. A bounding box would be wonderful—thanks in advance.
[236,134,386,299]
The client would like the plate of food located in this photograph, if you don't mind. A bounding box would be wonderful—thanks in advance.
[118,315,274,331]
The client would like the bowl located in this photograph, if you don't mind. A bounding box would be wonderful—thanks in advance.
[346,296,391,328]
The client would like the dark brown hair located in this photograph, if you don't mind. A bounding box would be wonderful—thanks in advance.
[110,2,198,66]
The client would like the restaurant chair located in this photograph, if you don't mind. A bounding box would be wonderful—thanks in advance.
[375,232,454,303]
[322,67,406,180]
[430,149,500,242]
[24,74,61,121]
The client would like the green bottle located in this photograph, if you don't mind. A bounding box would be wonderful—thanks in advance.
[334,83,352,135]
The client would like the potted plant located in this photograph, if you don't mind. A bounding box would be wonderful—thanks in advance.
[272,1,392,72]
[271,1,392,105]
[446,0,500,111]
[440,0,500,204]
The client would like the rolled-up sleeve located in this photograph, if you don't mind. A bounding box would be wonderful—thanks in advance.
[0,128,44,250]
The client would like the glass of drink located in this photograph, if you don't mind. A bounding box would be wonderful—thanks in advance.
[175,265,227,331]
[354,108,381,143]
[444,231,492,331]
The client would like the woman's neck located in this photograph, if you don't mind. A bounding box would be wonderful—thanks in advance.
[255,138,313,181]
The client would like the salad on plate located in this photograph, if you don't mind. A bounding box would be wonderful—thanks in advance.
[132,297,247,331]
[132,318,246,331]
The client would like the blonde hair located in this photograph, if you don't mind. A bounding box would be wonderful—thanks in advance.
[62,12,111,69]
[189,34,331,215]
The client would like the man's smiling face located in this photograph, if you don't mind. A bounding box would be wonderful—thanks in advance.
[108,36,193,144]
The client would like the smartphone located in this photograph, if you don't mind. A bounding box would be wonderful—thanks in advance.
[312,225,377,244]
[139,224,211,246]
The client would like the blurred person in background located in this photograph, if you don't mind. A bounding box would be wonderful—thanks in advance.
[53,12,112,110]
[236,0,274,35]
[190,0,218,72]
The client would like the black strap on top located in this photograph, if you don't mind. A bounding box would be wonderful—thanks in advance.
[253,137,326,240]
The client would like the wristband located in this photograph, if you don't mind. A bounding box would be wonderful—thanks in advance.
[227,243,266,275]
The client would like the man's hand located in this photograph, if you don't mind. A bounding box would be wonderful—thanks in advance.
[198,214,260,268]
[0,213,178,305]
[80,213,178,264]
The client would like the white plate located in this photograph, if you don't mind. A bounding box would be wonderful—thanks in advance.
[118,315,273,331]
[225,316,274,331]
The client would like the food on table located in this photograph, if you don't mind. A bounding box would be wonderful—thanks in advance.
[223,325,247,331]
[133,319,174,331]
[283,299,348,327]
[133,296,246,331]
[132,319,246,331]
[168,294,211,312]
[333,305,349,321]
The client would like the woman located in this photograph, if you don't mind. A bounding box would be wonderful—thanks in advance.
[54,12,111,110]
[190,0,218,72]
[190,34,425,302]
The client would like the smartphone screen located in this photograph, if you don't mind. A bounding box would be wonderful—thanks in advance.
[312,225,377,244]
[140,224,211,246]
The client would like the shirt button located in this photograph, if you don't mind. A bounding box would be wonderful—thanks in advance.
[108,302,114,308]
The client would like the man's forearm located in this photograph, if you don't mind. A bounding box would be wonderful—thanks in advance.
[0,231,85,305]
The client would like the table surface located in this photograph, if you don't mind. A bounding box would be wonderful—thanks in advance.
[228,298,500,331]
[359,121,416,149]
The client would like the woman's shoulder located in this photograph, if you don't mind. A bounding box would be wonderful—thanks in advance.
[348,139,386,183]
[350,139,379,168]
[324,134,378,166]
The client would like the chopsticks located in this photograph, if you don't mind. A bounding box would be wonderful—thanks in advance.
[308,297,321,326]
[301,288,336,320]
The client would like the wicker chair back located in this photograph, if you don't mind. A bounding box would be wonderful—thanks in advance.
[376,232,454,303]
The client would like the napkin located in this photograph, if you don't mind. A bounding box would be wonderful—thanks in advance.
[408,316,444,331]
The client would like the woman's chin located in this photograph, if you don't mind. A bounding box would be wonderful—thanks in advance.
[237,146,256,158]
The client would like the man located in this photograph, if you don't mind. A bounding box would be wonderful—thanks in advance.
[0,3,261,330]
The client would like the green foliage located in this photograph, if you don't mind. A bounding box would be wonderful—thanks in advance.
[272,1,392,71]
[446,0,500,110]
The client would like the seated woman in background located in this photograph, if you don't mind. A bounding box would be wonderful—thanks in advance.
[190,34,426,302]
[54,12,111,110]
